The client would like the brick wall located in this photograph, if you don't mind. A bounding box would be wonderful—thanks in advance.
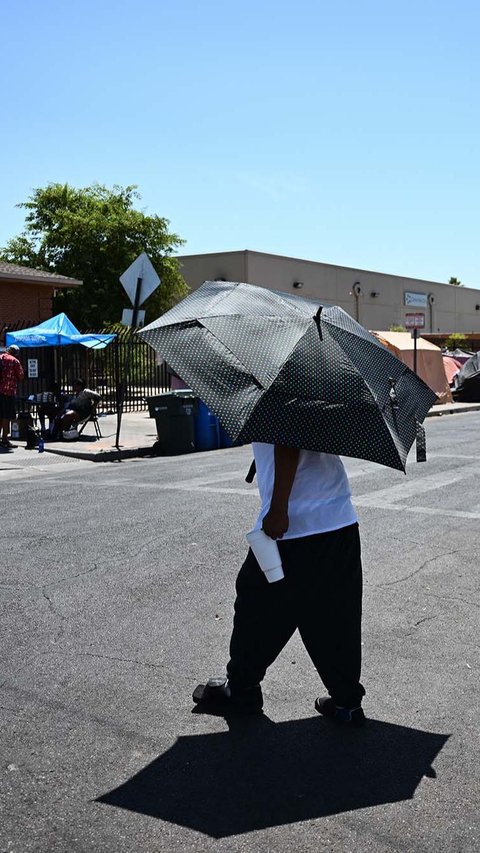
[0,282,55,325]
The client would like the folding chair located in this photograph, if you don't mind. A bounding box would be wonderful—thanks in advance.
[77,402,102,439]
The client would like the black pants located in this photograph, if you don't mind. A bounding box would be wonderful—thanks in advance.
[226,522,365,708]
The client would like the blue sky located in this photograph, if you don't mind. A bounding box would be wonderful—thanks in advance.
[1,0,479,285]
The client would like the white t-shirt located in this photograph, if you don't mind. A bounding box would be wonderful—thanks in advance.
[252,442,357,540]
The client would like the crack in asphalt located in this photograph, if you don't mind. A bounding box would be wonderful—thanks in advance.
[41,589,67,644]
[414,614,437,626]
[403,614,440,637]
[0,563,104,591]
[44,564,103,587]
[72,651,164,670]
[427,592,480,610]
[36,649,164,670]
[377,550,462,587]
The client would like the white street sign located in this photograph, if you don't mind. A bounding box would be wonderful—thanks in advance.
[405,312,425,329]
[120,252,160,307]
[27,358,38,378]
[121,308,146,328]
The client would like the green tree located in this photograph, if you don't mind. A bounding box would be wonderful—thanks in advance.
[0,183,188,328]
[389,324,407,332]
[445,332,468,351]
[448,276,463,286]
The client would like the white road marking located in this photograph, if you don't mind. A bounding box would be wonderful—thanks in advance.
[132,462,480,520]
[353,500,480,520]
[0,460,93,481]
[428,453,480,460]
[353,463,480,505]
[133,470,249,489]
[6,458,480,520]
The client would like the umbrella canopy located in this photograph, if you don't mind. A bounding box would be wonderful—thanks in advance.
[139,281,437,471]
[5,313,116,349]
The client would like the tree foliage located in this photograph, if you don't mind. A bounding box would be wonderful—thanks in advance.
[448,276,463,287]
[444,332,468,351]
[0,183,189,328]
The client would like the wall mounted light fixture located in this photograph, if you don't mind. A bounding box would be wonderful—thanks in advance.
[370,291,380,298]
[293,281,304,289]
[476,305,480,311]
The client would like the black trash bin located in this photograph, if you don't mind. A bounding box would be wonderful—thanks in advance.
[146,392,198,455]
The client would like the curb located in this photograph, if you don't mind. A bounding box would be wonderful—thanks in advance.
[426,404,480,417]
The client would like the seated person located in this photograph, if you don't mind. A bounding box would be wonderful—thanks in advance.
[53,379,100,436]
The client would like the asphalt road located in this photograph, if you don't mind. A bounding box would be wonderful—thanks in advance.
[1,412,479,852]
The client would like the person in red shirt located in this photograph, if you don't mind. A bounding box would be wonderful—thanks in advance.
[0,345,25,448]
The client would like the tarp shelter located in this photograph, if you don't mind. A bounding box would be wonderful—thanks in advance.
[372,331,453,405]
[442,355,464,386]
[453,352,480,401]
[450,348,474,361]
[5,313,115,349]
[442,348,475,387]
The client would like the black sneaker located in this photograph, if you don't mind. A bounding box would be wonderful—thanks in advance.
[315,696,366,727]
[193,677,263,714]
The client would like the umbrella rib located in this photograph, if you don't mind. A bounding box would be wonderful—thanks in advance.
[323,324,412,408]
[325,330,411,458]
[196,316,307,390]
[195,320,265,390]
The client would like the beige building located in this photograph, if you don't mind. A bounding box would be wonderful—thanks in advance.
[177,250,480,337]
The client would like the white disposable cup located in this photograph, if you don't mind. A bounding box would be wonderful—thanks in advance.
[246,529,284,583]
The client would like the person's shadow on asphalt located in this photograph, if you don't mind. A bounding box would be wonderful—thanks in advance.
[97,713,449,838]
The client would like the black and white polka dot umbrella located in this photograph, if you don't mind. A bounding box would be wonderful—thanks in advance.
[139,281,437,471]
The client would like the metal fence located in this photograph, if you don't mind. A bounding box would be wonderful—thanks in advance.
[1,321,170,413]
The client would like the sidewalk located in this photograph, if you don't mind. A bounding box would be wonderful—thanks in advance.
[425,400,480,417]
[7,400,480,463]
[43,410,158,462]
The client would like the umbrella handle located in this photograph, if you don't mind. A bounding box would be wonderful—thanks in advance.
[388,377,399,409]
[416,421,427,462]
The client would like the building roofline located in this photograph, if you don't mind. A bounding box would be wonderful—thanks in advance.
[0,264,82,288]
[176,249,472,291]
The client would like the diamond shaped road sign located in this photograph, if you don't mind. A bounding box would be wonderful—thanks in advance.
[120,252,160,307]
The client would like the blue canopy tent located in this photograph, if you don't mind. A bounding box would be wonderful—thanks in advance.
[6,313,116,349]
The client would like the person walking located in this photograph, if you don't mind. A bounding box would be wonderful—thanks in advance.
[0,345,24,449]
[193,442,366,726]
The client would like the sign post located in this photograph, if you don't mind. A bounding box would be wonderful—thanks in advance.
[116,253,160,448]
[412,327,418,374]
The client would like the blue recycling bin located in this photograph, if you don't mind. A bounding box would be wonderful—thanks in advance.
[194,400,221,451]
[219,423,233,448]
[193,398,234,450]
